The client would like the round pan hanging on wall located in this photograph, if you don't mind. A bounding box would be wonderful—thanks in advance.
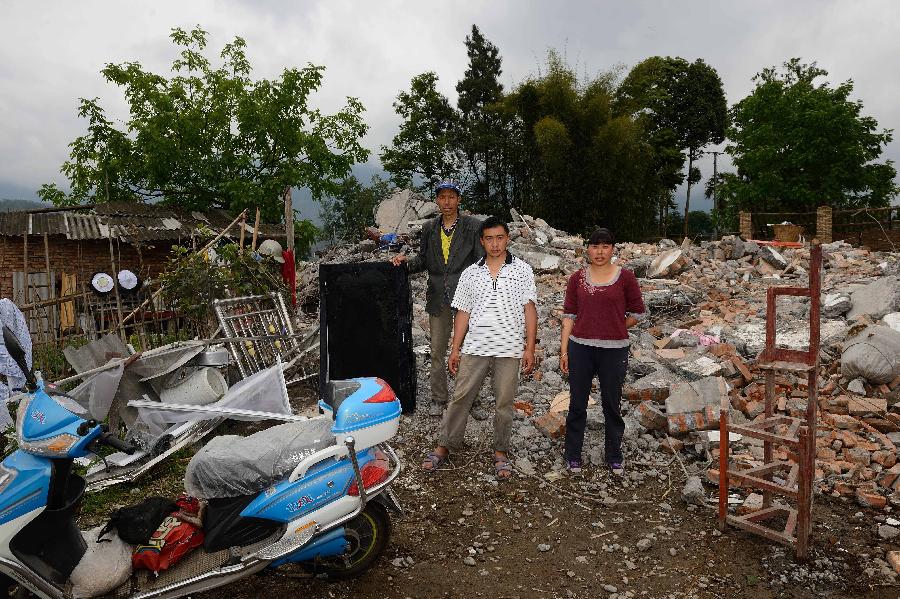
[90,272,115,295]
[117,269,140,293]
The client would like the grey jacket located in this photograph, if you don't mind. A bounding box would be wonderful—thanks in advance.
[408,215,484,315]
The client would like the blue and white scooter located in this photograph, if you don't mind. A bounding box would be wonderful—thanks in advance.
[0,326,403,598]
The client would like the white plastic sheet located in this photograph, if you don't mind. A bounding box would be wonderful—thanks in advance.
[68,363,125,421]
[134,362,291,436]
[1,299,31,429]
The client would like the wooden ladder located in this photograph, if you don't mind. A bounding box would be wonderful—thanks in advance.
[718,241,822,560]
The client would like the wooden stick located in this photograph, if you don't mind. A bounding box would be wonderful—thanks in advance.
[43,232,58,343]
[108,232,125,339]
[251,207,260,251]
[238,212,246,250]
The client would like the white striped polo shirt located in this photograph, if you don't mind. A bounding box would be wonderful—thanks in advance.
[451,253,537,358]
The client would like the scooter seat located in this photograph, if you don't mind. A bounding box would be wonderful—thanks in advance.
[185,418,335,499]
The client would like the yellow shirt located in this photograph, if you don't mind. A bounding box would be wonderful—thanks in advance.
[440,228,454,264]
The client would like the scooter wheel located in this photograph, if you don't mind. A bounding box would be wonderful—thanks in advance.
[307,502,391,580]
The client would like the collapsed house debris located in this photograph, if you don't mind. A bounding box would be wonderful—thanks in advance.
[299,201,900,570]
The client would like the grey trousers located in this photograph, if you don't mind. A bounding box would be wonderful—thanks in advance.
[429,304,453,404]
[438,353,521,453]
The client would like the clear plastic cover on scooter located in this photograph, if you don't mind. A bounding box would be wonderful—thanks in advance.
[184,418,335,499]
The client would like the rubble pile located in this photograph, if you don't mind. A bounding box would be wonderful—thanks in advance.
[301,207,900,518]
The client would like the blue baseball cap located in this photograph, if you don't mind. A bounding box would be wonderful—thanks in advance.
[435,180,462,195]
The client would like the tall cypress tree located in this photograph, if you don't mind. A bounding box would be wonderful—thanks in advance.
[456,25,507,212]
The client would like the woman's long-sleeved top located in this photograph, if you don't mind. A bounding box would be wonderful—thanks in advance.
[562,267,646,347]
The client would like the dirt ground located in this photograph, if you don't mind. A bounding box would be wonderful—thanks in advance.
[194,410,899,599]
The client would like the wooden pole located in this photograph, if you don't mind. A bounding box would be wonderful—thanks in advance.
[284,187,294,254]
[251,207,260,251]
[238,211,246,251]
[108,232,125,339]
[43,232,57,342]
[22,228,28,305]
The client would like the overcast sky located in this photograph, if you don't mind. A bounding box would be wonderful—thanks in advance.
[1,0,898,219]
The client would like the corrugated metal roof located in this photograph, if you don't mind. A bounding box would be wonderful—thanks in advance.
[0,203,286,242]
[0,212,28,236]
[64,213,106,240]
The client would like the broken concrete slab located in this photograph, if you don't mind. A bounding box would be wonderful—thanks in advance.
[883,312,900,333]
[519,250,562,273]
[550,235,584,251]
[375,188,429,234]
[648,249,689,278]
[759,246,789,269]
[673,355,725,380]
[665,376,729,435]
[848,275,900,320]
[822,293,853,318]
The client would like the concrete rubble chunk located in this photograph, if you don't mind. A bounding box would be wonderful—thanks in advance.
[550,235,584,251]
[681,475,707,506]
[883,312,900,333]
[648,249,689,278]
[822,293,853,318]
[519,250,562,273]
[665,376,729,435]
[375,188,429,234]
[759,246,789,269]
[848,275,900,320]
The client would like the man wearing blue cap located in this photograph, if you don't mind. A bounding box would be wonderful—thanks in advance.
[392,181,483,415]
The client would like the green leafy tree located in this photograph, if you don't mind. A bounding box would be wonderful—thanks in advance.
[455,25,513,212]
[673,59,728,236]
[320,175,392,241]
[666,210,713,239]
[717,59,896,222]
[504,51,658,239]
[615,57,727,236]
[380,72,461,191]
[40,26,369,221]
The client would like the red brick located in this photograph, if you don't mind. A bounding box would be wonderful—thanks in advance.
[660,436,684,454]
[873,450,897,469]
[514,400,534,416]
[533,412,566,439]
[887,551,900,575]
[855,488,887,510]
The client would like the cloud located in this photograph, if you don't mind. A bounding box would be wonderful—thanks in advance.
[1,0,897,206]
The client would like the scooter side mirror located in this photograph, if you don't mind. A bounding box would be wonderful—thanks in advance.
[2,325,36,390]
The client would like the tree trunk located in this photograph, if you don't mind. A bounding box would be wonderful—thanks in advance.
[683,152,693,239]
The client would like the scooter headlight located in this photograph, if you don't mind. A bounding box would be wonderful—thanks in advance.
[16,434,80,457]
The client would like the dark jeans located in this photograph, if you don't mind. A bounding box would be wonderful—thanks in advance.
[564,342,629,464]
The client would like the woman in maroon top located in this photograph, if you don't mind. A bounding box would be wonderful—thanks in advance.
[560,228,645,475]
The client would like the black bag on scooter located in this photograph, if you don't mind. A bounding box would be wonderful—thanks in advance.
[99,497,179,545]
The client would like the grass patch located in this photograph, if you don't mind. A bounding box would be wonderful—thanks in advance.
[77,447,196,526]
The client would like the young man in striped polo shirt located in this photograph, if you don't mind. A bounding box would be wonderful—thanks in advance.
[421,216,537,481]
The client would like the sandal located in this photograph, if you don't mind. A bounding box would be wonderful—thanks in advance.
[494,455,513,481]
[422,450,448,473]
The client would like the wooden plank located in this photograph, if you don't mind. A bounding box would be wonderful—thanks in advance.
[727,514,796,547]
[727,471,798,499]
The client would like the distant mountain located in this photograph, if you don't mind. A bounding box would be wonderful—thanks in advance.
[0,198,49,212]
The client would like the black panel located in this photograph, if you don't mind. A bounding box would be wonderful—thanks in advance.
[203,495,282,552]
[319,262,416,413]
[11,473,86,584]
